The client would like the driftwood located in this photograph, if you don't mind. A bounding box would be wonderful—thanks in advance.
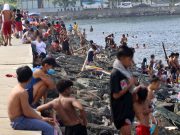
[157,107,180,128]
[162,42,170,67]
[73,46,88,53]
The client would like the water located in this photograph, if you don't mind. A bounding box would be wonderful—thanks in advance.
[65,15,180,64]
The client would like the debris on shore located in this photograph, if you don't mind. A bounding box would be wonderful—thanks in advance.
[46,34,180,134]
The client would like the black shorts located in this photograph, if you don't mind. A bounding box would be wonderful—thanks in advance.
[65,124,87,135]
[62,40,69,52]
[171,67,177,74]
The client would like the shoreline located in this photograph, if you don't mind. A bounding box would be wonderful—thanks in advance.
[40,6,180,20]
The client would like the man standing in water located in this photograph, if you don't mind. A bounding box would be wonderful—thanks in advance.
[120,34,128,46]
[8,66,54,135]
[1,4,13,46]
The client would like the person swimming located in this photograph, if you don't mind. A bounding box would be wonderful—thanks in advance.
[90,26,93,32]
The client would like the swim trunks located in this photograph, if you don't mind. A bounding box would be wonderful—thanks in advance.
[136,124,150,135]
[62,40,69,52]
[15,21,23,31]
[65,124,87,135]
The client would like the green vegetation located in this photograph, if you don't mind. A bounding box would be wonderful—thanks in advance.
[0,0,17,7]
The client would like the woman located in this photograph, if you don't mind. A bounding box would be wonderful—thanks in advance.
[110,46,135,135]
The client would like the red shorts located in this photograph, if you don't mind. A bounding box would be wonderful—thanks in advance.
[136,125,150,135]
[2,21,12,36]
[15,21,23,31]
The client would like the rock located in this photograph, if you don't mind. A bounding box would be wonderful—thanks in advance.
[76,78,90,88]
[174,103,180,113]
[157,102,174,112]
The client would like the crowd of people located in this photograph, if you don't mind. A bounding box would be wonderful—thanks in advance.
[141,52,180,86]
[2,2,179,135]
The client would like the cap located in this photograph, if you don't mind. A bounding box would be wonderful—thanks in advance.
[42,57,59,67]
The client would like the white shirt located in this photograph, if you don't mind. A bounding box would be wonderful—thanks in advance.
[34,41,46,55]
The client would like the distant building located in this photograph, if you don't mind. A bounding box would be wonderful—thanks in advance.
[17,0,82,13]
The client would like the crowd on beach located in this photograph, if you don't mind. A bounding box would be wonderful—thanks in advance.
[0,2,179,135]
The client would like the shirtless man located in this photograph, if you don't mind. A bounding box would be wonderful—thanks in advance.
[8,66,54,135]
[147,77,160,135]
[173,53,180,83]
[37,79,87,135]
[120,34,128,46]
[26,57,57,108]
[1,4,13,46]
[147,76,160,101]
[169,53,177,84]
[133,86,152,135]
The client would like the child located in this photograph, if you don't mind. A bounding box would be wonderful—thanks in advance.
[37,80,87,135]
[133,86,152,135]
[147,77,160,135]
[149,55,156,76]
[51,40,61,52]
[87,44,97,65]
[147,76,160,101]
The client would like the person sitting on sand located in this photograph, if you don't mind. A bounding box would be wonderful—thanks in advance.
[133,86,153,135]
[22,28,35,44]
[26,57,57,108]
[32,35,47,59]
[37,79,88,135]
[8,66,54,135]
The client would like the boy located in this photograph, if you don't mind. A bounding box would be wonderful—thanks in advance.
[26,57,57,107]
[15,9,23,38]
[149,55,156,76]
[147,77,160,135]
[147,76,160,101]
[8,66,54,135]
[51,40,61,52]
[37,79,87,135]
[110,46,135,135]
[133,86,152,135]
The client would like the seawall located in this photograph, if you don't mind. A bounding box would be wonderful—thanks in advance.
[41,6,180,19]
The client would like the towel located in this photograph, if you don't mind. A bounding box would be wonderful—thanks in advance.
[113,59,135,92]
[113,59,132,79]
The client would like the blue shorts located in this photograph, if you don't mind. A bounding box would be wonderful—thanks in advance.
[11,116,54,135]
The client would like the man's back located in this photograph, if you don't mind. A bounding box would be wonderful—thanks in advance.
[2,10,12,22]
[8,85,24,121]
[54,97,82,126]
